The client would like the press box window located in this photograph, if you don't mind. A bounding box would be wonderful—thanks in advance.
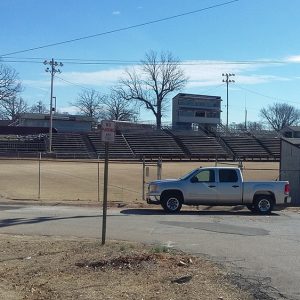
[195,111,206,117]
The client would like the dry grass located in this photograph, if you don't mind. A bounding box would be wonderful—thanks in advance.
[0,234,253,300]
[0,159,279,205]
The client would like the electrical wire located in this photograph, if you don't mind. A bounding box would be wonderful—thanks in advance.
[44,76,300,110]
[0,58,290,66]
[0,0,239,56]
[235,84,300,106]
[55,75,99,92]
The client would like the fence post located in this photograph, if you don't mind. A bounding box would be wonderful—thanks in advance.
[238,160,244,173]
[38,152,41,200]
[97,160,100,202]
[157,157,162,180]
[142,156,145,200]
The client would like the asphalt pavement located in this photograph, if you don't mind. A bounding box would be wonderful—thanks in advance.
[0,204,299,300]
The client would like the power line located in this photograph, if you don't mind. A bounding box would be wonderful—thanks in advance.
[0,0,239,56]
[55,75,95,91]
[42,76,300,110]
[0,57,291,66]
[235,84,300,106]
[199,83,226,94]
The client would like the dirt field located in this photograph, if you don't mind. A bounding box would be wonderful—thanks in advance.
[0,234,253,300]
[0,159,279,205]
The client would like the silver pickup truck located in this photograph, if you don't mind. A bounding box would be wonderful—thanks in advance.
[146,167,291,214]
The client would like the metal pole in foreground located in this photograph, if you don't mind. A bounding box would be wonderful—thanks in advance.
[97,160,100,202]
[38,152,41,200]
[142,156,145,200]
[102,142,109,245]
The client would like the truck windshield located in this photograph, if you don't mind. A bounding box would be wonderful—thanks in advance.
[179,168,199,180]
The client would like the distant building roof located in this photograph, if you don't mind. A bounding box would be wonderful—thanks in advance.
[18,113,94,122]
[281,126,300,132]
[173,93,222,101]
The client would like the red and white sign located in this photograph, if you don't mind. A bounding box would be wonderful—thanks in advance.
[101,120,116,143]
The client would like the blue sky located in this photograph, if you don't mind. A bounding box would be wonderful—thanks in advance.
[1,0,300,125]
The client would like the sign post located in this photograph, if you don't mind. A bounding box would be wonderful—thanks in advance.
[100,120,115,245]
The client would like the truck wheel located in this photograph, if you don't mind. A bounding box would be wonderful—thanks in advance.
[253,196,274,215]
[161,193,182,213]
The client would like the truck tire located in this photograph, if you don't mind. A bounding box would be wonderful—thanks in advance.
[253,195,274,215]
[161,193,183,213]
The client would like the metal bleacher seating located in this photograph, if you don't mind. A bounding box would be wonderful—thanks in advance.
[0,135,46,156]
[51,133,91,158]
[255,137,281,159]
[122,130,185,159]
[88,133,134,159]
[171,131,230,159]
[221,136,270,160]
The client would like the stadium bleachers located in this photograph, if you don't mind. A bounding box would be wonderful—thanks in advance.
[0,129,283,161]
[221,136,270,159]
[171,131,229,159]
[123,130,185,159]
[88,133,134,159]
[256,137,281,159]
[0,135,46,156]
[51,133,91,158]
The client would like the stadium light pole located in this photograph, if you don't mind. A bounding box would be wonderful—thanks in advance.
[44,59,63,152]
[222,73,235,129]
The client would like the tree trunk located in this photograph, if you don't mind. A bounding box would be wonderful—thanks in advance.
[156,102,162,130]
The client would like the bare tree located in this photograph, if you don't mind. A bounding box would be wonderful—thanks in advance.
[247,121,265,132]
[103,90,138,121]
[30,100,48,114]
[0,64,22,102]
[260,103,300,131]
[71,89,105,121]
[117,50,187,129]
[0,96,28,121]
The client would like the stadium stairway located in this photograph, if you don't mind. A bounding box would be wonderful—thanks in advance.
[51,133,92,159]
[171,131,229,160]
[163,129,191,157]
[88,132,134,159]
[220,136,271,160]
[122,130,185,160]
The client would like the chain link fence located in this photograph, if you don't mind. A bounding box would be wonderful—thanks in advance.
[0,158,280,206]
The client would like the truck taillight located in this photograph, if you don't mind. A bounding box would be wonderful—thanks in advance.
[284,183,290,195]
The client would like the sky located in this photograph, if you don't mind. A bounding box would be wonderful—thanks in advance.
[0,0,300,126]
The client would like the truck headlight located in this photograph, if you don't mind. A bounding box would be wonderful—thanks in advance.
[149,184,158,192]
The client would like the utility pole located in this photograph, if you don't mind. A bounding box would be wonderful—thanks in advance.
[44,59,63,152]
[222,73,235,129]
[244,98,247,130]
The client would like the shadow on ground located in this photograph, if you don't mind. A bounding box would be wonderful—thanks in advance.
[0,215,102,228]
[120,206,280,217]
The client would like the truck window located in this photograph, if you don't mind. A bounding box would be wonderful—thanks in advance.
[219,169,238,182]
[193,169,215,183]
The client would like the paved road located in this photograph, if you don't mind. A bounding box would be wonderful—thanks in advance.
[0,204,299,300]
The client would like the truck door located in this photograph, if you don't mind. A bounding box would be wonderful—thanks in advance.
[186,169,218,204]
[216,169,242,203]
